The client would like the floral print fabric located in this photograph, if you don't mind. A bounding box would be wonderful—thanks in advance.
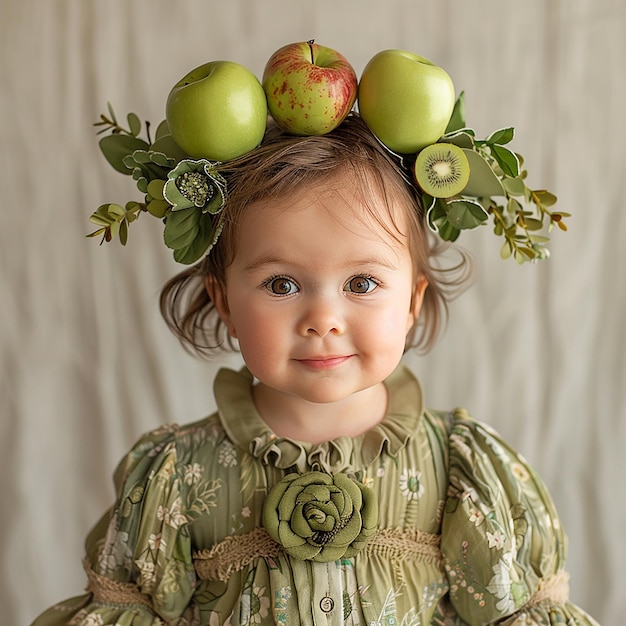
[31,366,599,625]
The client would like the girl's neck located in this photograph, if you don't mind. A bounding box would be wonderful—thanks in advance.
[251,382,389,445]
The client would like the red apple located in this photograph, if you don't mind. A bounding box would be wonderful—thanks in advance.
[262,41,358,135]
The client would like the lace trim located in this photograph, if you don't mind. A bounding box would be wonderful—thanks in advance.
[82,555,569,615]
[365,526,442,562]
[527,570,570,606]
[83,559,153,609]
[193,526,442,582]
[193,527,280,582]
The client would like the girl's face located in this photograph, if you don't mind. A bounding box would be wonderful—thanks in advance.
[211,179,427,407]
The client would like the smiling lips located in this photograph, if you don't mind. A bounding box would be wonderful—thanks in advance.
[295,355,353,370]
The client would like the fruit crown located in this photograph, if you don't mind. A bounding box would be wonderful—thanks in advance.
[89,44,567,265]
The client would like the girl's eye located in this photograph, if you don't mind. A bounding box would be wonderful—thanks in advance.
[344,276,378,294]
[265,276,299,295]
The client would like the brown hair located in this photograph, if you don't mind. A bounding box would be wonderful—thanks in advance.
[160,114,472,356]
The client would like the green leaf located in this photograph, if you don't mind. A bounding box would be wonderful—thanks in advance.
[172,214,216,264]
[86,227,106,239]
[147,179,165,200]
[502,176,527,197]
[533,189,558,207]
[461,149,505,197]
[127,112,141,137]
[136,177,148,194]
[88,206,116,227]
[150,133,189,162]
[500,240,513,260]
[125,201,143,222]
[486,127,515,145]
[108,221,120,241]
[130,150,152,164]
[119,218,129,245]
[88,217,109,229]
[445,91,466,134]
[89,203,126,227]
[442,130,475,150]
[147,199,169,218]
[163,207,200,250]
[150,152,173,167]
[529,234,550,243]
[517,247,536,261]
[154,119,171,141]
[122,149,173,188]
[106,101,117,124]
[446,200,488,230]
[524,218,544,231]
[99,134,150,174]
[506,196,522,216]
[108,203,127,219]
[490,144,520,177]
[436,220,461,242]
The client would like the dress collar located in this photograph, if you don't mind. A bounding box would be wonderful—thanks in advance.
[214,364,424,474]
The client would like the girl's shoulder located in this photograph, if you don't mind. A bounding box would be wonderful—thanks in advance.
[111,410,229,494]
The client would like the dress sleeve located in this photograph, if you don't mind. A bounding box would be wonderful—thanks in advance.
[31,425,197,626]
[440,409,600,625]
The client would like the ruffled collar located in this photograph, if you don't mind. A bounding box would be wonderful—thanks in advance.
[214,364,424,474]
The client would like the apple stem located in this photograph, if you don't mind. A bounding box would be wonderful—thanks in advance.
[307,39,315,64]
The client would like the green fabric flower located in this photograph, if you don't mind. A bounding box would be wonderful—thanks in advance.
[163,159,227,214]
[262,471,378,562]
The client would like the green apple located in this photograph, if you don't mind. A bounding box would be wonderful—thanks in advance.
[357,50,456,154]
[262,41,357,135]
[166,61,267,161]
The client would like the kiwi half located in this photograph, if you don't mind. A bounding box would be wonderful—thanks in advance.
[414,143,470,198]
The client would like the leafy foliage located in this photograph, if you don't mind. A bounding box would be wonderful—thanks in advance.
[423,92,568,264]
[88,104,225,264]
[88,96,567,266]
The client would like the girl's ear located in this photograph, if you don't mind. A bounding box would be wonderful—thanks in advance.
[204,277,238,338]
[406,275,429,332]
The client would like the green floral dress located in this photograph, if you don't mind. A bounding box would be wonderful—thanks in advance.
[31,365,600,626]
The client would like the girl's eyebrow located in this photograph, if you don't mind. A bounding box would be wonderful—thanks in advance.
[242,254,288,272]
[243,253,400,272]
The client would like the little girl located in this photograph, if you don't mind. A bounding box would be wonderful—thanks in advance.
[32,80,598,626]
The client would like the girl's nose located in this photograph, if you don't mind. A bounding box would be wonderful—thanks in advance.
[297,296,346,338]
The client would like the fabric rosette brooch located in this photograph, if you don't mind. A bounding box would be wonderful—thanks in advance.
[89,40,568,265]
[262,471,378,562]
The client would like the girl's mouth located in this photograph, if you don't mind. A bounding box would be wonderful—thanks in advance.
[295,355,352,370]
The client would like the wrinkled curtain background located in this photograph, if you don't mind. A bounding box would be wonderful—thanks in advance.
[2,1,624,623]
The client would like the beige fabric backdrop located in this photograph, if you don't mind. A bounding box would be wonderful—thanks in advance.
[1,0,623,623]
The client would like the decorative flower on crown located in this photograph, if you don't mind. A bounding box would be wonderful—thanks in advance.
[262,471,378,562]
[164,159,227,214]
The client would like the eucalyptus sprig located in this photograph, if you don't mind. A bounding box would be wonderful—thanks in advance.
[428,92,569,264]
[93,102,150,142]
[88,105,180,248]
[87,201,146,246]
